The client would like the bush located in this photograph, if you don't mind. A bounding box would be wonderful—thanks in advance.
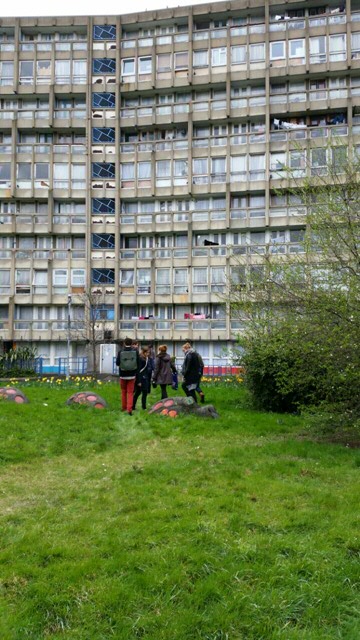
[0,346,38,378]
[240,319,360,420]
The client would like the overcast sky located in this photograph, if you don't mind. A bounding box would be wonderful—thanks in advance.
[0,0,207,18]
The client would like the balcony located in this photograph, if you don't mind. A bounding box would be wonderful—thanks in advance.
[118,317,228,340]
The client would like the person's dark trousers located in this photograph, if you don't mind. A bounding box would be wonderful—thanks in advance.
[160,384,168,399]
[188,389,197,402]
[181,382,188,397]
[133,387,148,410]
[182,382,197,403]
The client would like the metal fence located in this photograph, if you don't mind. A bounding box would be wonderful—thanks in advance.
[58,357,88,375]
[0,357,43,376]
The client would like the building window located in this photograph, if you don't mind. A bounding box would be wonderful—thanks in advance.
[289,39,305,61]
[17,163,32,188]
[35,163,49,188]
[121,163,135,188]
[174,268,188,293]
[193,158,208,184]
[0,61,14,85]
[19,61,34,84]
[270,41,285,60]
[211,47,227,67]
[174,51,188,69]
[157,53,172,72]
[156,160,171,187]
[193,50,209,68]
[120,269,134,287]
[53,269,68,293]
[92,92,116,108]
[92,162,115,179]
[174,160,188,185]
[329,34,346,62]
[231,45,246,65]
[55,60,71,84]
[137,269,151,294]
[0,269,10,294]
[211,157,226,182]
[92,233,115,249]
[73,60,87,83]
[156,268,171,294]
[193,267,208,293]
[230,155,246,181]
[93,25,116,40]
[54,163,69,188]
[249,43,265,62]
[138,56,152,75]
[0,163,11,187]
[92,127,116,143]
[36,60,51,84]
[92,268,115,285]
[92,58,116,74]
[211,267,226,292]
[92,198,115,214]
[71,269,85,286]
[310,36,326,63]
[122,58,135,76]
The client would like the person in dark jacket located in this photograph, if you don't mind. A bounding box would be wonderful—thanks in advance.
[152,344,176,399]
[185,339,205,403]
[133,347,153,410]
[115,337,140,415]
[181,342,201,402]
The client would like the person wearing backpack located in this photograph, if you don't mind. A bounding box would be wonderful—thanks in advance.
[132,346,153,411]
[181,342,201,402]
[152,344,176,400]
[116,337,140,415]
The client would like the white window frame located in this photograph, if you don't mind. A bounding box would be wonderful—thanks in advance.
[211,47,227,67]
[122,58,135,76]
[270,41,286,60]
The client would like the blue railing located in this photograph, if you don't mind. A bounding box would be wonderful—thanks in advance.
[58,357,88,375]
[0,357,43,375]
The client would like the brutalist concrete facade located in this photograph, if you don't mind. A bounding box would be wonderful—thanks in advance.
[0,0,358,368]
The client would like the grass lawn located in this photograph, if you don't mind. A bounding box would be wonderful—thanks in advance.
[0,380,359,639]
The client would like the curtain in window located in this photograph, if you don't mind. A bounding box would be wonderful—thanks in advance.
[156,269,170,284]
[249,43,265,62]
[73,60,87,83]
[193,268,208,284]
[174,269,187,284]
[0,270,10,287]
[138,162,151,179]
[329,34,346,61]
[121,163,135,179]
[55,60,71,83]
[249,154,265,180]
[120,270,134,286]
[231,46,246,64]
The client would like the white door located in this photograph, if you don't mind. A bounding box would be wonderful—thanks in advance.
[100,343,116,374]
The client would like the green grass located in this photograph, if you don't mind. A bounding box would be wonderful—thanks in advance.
[0,381,359,639]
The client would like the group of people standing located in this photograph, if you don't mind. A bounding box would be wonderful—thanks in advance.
[116,338,205,415]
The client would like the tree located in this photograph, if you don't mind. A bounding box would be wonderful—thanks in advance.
[70,291,114,374]
[229,144,360,426]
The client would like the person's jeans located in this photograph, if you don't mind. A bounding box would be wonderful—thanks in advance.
[120,378,136,413]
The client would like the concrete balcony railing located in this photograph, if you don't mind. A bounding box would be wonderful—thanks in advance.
[119,317,228,340]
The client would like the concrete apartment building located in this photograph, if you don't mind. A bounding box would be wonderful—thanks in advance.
[0,0,358,370]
